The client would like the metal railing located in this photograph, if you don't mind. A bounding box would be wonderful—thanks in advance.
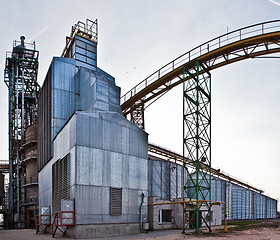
[61,19,98,57]
[0,163,9,172]
[22,177,38,185]
[52,211,75,238]
[35,214,51,234]
[121,20,280,105]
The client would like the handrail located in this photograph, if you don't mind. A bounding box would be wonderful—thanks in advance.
[36,214,51,234]
[121,20,280,105]
[61,19,98,57]
[51,212,59,236]
[52,211,75,238]
[53,211,76,226]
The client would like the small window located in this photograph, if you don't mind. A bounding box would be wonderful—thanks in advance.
[159,209,172,223]
[110,188,122,215]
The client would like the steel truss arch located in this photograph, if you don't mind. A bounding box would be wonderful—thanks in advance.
[121,20,280,118]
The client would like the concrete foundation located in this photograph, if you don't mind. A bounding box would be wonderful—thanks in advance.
[69,223,140,238]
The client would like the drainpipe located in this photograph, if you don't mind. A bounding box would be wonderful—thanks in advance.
[139,193,144,232]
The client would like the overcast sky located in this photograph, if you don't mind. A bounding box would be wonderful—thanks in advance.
[0,0,279,208]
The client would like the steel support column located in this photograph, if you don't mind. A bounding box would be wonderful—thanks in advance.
[183,60,211,233]
[130,98,145,130]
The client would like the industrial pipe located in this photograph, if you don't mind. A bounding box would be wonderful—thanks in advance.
[139,193,144,232]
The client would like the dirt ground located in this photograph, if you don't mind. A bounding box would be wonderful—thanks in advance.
[143,227,280,240]
[1,225,280,240]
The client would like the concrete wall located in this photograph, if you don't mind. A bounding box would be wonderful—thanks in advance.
[148,197,183,230]
[211,205,222,226]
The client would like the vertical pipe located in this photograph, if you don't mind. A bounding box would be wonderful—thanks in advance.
[168,159,171,201]
[175,157,178,199]
[139,193,144,232]
[16,156,19,223]
[8,65,14,227]
[160,161,162,199]
[224,202,228,233]
[16,64,20,224]
[21,58,25,226]
[16,69,18,174]
[22,58,25,142]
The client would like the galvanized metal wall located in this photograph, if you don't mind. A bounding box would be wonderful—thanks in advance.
[41,111,149,225]
[79,67,121,113]
[38,65,52,171]
[147,162,277,221]
[211,179,277,220]
[69,35,97,71]
[38,57,77,171]
[148,157,183,200]
[38,57,121,171]
[72,112,148,224]
[38,47,149,227]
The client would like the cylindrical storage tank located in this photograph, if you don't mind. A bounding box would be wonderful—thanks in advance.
[25,124,37,143]
[23,124,38,229]
[24,124,38,181]
[24,146,37,160]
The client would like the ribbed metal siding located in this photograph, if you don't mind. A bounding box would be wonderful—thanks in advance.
[52,154,69,213]
[38,66,52,171]
[51,58,76,141]
[255,193,265,219]
[209,179,277,221]
[212,178,227,220]
[147,160,277,220]
[148,157,183,200]
[266,198,277,218]
[72,36,97,71]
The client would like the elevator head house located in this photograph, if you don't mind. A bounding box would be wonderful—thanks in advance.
[38,19,148,238]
